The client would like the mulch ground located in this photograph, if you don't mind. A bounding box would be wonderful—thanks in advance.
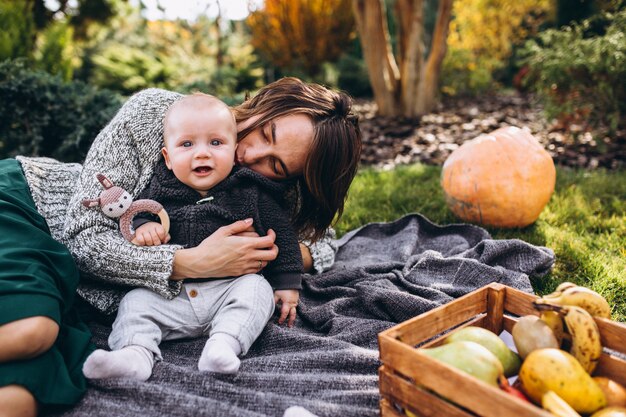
[356,92,625,170]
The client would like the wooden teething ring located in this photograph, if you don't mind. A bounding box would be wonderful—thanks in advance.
[118,199,171,244]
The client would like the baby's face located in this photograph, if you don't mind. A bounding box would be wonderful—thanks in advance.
[162,99,237,196]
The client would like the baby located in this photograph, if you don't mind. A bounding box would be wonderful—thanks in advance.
[82,94,303,380]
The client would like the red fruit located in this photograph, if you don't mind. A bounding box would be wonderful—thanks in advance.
[499,375,530,402]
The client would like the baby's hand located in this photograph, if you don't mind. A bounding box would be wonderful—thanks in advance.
[134,221,170,246]
[274,289,300,327]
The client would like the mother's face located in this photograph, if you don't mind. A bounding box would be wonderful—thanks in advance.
[235,114,314,180]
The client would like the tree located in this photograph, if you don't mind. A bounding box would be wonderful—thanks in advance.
[352,0,453,117]
[247,0,355,78]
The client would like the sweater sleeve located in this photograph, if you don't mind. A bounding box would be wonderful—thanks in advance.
[301,228,338,274]
[62,88,185,300]
[256,193,303,291]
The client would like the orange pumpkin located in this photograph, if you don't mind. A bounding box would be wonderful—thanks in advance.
[441,126,555,228]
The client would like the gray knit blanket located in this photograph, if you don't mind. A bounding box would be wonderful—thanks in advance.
[51,214,554,417]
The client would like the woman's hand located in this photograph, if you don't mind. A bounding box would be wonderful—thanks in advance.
[274,289,300,327]
[170,218,278,280]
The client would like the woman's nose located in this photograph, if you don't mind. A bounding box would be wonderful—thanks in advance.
[242,143,269,164]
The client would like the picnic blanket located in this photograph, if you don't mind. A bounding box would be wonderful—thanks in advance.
[50,213,555,417]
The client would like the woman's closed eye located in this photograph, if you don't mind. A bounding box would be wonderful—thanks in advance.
[270,157,286,178]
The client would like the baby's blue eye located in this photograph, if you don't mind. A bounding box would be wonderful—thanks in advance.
[182,141,192,147]
[210,139,221,146]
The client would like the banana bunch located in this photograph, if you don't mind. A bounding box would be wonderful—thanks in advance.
[533,282,607,374]
[534,282,611,319]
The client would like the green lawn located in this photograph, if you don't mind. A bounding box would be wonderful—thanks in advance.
[335,164,626,322]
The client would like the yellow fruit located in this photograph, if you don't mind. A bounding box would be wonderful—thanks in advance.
[535,286,611,319]
[533,304,603,374]
[540,310,564,346]
[542,390,582,417]
[591,406,626,417]
[518,348,606,414]
[593,377,626,407]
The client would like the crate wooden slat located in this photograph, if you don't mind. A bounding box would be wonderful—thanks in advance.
[383,288,488,347]
[379,366,474,417]
[380,399,408,417]
[378,283,626,417]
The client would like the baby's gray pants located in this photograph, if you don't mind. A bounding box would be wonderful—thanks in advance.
[108,274,275,360]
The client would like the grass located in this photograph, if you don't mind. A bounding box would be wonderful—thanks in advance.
[335,164,626,322]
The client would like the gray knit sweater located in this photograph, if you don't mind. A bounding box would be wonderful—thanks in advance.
[16,89,337,315]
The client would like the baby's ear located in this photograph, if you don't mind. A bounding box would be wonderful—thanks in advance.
[161,147,172,169]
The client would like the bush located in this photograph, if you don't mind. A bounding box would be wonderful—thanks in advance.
[0,59,122,162]
[519,10,626,131]
[441,48,500,96]
[336,53,372,98]
[0,1,35,61]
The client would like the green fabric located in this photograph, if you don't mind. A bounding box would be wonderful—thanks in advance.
[0,158,95,407]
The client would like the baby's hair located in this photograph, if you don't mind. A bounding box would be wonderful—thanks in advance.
[163,93,236,142]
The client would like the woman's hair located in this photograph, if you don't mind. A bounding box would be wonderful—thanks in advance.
[233,77,362,242]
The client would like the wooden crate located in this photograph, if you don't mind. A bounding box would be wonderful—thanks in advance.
[378,283,626,417]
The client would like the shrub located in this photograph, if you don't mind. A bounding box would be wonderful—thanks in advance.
[519,10,626,131]
[0,59,122,163]
[0,1,35,61]
[441,48,500,96]
[336,53,372,98]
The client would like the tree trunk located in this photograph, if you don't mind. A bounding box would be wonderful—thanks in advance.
[352,0,399,116]
[352,0,454,117]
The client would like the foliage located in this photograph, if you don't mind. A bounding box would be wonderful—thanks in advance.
[0,0,36,61]
[335,52,373,98]
[33,20,76,81]
[442,0,553,95]
[0,59,122,162]
[519,9,626,131]
[31,0,119,37]
[90,43,171,94]
[80,7,263,97]
[335,163,626,321]
[247,0,355,77]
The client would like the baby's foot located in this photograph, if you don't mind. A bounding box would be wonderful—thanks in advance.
[82,345,154,381]
[198,334,241,374]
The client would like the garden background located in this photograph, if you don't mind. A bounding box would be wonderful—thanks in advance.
[1,0,624,319]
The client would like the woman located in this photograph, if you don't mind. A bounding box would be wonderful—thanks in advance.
[0,77,362,417]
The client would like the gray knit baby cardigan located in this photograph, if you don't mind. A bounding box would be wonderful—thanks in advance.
[16,88,336,314]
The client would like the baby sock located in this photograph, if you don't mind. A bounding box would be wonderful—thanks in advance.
[198,333,242,374]
[82,345,154,381]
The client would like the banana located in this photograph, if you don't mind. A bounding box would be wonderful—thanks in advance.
[542,282,579,299]
[541,310,565,346]
[542,390,583,417]
[556,282,579,292]
[544,282,579,298]
[535,285,611,319]
[534,302,603,373]
[562,305,603,373]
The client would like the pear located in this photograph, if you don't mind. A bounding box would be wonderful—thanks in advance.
[444,326,521,377]
[512,315,559,359]
[518,348,606,414]
[593,377,626,407]
[419,341,504,387]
